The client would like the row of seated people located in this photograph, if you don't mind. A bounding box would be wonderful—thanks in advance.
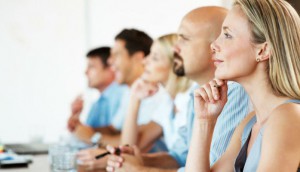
[66,1,300,171]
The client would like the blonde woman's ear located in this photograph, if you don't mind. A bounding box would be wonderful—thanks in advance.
[256,42,270,62]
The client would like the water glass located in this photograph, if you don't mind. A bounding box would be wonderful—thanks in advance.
[49,144,77,172]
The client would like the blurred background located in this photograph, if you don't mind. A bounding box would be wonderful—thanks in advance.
[0,0,298,144]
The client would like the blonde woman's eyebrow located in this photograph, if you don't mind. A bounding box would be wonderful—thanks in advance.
[223,26,232,32]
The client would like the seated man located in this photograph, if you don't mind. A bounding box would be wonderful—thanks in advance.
[106,6,251,172]
[67,47,126,133]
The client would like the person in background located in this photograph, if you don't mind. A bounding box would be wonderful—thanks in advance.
[67,47,125,132]
[186,0,300,171]
[121,33,193,153]
[75,29,171,171]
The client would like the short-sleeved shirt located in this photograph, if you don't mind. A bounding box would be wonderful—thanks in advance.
[85,82,127,128]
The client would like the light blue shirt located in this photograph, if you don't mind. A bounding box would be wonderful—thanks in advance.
[169,82,251,172]
[111,86,171,131]
[85,82,127,128]
[151,84,196,150]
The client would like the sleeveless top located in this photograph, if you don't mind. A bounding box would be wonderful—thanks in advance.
[234,99,300,172]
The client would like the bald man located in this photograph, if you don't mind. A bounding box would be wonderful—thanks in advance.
[106,6,250,172]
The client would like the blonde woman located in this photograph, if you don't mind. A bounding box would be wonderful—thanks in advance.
[120,33,194,153]
[186,0,300,171]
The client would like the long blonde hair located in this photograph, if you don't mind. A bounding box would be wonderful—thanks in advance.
[234,0,300,99]
[156,34,192,97]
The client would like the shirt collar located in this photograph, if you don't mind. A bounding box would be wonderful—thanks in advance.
[101,81,119,98]
[189,82,199,98]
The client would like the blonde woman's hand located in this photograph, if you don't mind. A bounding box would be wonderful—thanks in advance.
[130,78,158,100]
[194,79,228,121]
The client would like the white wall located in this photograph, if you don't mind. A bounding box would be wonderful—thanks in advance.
[0,0,230,143]
[87,0,227,47]
[0,0,87,143]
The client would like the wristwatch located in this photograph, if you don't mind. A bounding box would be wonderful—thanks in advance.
[90,132,102,144]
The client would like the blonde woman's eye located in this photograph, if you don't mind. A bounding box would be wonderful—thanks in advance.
[224,33,232,39]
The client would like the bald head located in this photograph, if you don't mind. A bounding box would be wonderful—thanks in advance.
[174,6,228,83]
[181,6,228,42]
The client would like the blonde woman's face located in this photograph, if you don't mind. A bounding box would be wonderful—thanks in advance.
[141,42,171,83]
[211,6,258,81]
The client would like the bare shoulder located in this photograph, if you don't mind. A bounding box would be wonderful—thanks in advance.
[259,102,300,170]
[267,102,300,128]
[264,102,300,141]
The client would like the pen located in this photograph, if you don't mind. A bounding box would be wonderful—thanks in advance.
[95,147,121,159]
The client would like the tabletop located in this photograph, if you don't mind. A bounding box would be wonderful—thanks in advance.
[0,155,107,172]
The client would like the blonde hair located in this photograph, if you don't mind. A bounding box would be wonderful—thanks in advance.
[234,0,300,99]
[156,34,192,97]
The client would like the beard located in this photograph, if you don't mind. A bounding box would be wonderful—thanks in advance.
[173,52,186,77]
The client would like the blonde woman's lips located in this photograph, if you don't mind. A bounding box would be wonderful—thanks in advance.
[213,58,223,66]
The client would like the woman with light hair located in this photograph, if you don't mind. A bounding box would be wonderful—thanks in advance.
[186,0,300,171]
[120,33,194,152]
